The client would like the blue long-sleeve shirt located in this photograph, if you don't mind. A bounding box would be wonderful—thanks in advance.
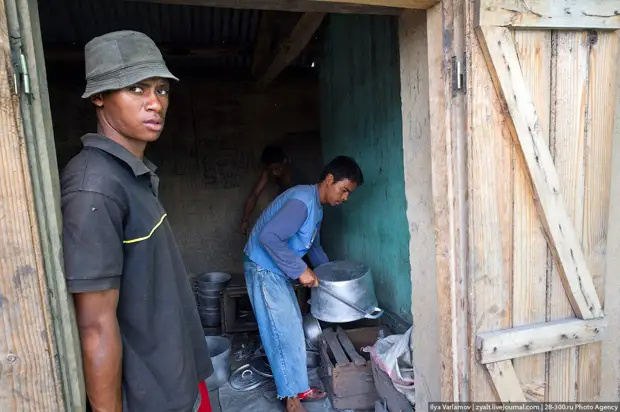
[258,198,329,279]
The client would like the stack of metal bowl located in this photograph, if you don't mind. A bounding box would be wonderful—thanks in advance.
[195,272,231,332]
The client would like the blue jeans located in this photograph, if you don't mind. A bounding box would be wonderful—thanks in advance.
[244,261,309,398]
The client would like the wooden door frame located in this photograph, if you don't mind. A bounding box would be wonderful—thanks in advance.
[2,0,448,410]
[13,0,620,409]
[1,0,85,410]
[424,0,470,403]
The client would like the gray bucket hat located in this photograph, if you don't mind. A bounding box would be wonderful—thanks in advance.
[82,30,178,98]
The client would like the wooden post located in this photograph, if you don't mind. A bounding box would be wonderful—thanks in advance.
[0,0,64,409]
[426,0,469,402]
[399,8,441,407]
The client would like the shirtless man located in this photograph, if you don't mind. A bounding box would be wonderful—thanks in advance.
[239,145,302,234]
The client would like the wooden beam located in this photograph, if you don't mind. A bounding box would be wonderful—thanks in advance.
[255,12,325,89]
[13,0,86,409]
[126,0,405,15]
[0,0,64,409]
[476,25,604,320]
[399,8,441,406]
[428,0,468,402]
[601,41,620,402]
[252,12,275,75]
[486,361,527,403]
[44,44,247,61]
[310,0,436,8]
[476,318,608,364]
[475,0,620,30]
[466,0,514,400]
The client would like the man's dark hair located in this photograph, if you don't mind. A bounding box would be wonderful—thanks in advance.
[320,156,364,186]
[260,145,286,166]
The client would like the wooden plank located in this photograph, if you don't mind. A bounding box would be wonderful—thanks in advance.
[449,0,468,401]
[335,327,366,366]
[427,0,468,402]
[251,11,275,75]
[601,40,620,402]
[577,30,619,402]
[476,25,603,320]
[476,317,607,364]
[255,12,325,89]
[0,0,62,409]
[466,0,514,401]
[312,0,436,8]
[547,30,588,403]
[323,329,350,367]
[511,28,551,402]
[400,8,441,405]
[317,0,434,8]
[126,0,405,15]
[17,0,86,409]
[475,0,620,30]
[486,361,527,403]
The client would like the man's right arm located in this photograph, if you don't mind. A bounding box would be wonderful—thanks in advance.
[240,171,269,233]
[62,190,125,411]
[74,290,122,412]
[258,199,319,287]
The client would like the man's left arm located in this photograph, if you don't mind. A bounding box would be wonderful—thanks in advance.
[307,232,329,268]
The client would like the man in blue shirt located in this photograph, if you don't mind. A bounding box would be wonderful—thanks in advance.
[243,156,364,412]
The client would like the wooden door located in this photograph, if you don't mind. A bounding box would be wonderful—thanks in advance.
[0,0,84,410]
[466,0,620,403]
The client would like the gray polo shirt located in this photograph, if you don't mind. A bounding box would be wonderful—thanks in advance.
[61,134,212,412]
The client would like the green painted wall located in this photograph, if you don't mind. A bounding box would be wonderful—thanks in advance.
[320,14,412,323]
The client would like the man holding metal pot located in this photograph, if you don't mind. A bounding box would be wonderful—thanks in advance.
[243,156,364,412]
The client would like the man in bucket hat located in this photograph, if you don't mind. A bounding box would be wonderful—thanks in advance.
[60,31,213,412]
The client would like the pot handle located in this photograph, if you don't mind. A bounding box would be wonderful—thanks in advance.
[318,284,384,320]
[364,307,384,319]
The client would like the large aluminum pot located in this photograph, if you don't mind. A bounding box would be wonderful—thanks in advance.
[310,261,384,323]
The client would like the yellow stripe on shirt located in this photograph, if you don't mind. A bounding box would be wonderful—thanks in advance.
[123,213,168,244]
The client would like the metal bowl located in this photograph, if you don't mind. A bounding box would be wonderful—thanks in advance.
[306,350,321,368]
[204,336,231,391]
[302,313,322,349]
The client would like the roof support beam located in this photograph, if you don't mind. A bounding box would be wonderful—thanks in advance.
[255,12,325,90]
[125,0,408,15]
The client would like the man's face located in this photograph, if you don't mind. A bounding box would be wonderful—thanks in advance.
[92,77,170,143]
[324,174,358,206]
[267,162,285,178]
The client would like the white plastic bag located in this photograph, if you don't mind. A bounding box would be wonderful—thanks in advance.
[363,327,415,404]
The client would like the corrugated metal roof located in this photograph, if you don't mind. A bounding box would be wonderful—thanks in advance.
[37,0,317,69]
[38,0,260,46]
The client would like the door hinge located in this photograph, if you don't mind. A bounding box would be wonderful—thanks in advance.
[452,54,466,97]
[9,37,32,98]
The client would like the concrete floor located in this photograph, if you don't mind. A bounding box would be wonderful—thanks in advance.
[209,376,340,412]
[208,390,221,412]
[206,323,385,411]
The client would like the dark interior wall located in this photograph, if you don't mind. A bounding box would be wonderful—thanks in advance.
[48,63,321,275]
[319,15,412,324]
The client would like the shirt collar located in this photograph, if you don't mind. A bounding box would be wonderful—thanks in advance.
[81,134,157,176]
